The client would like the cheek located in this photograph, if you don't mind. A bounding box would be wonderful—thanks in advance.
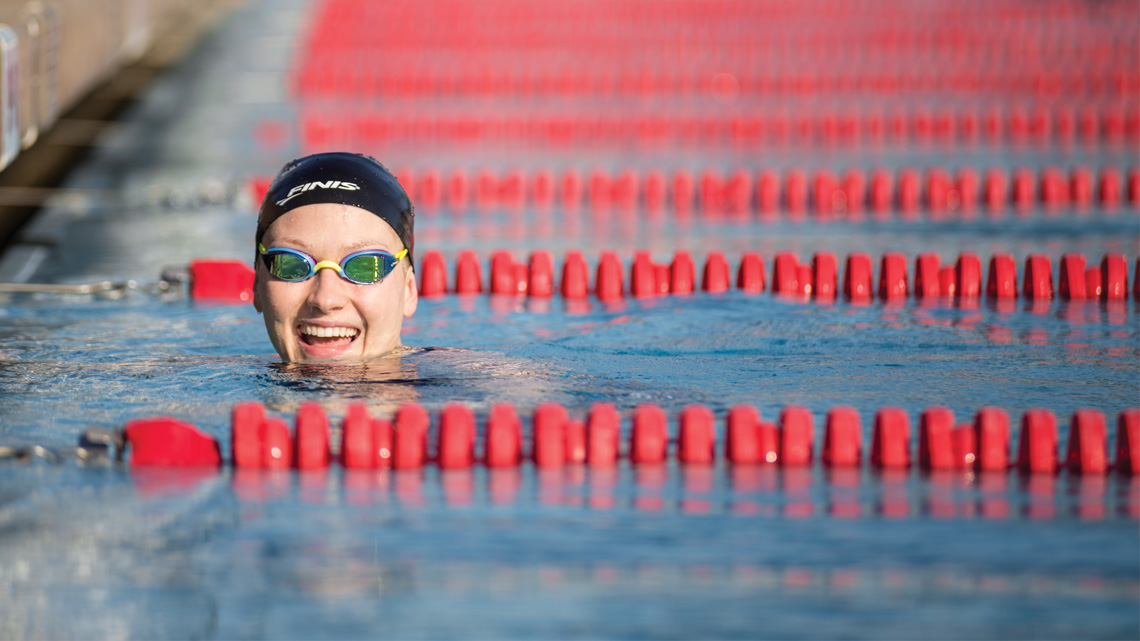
[260,282,306,324]
[358,282,405,329]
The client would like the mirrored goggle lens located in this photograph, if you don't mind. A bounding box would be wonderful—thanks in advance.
[342,252,397,283]
[269,252,312,281]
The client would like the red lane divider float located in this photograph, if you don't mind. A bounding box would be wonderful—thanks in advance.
[248,165,1140,218]
[297,108,1140,150]
[188,250,1137,305]
[121,402,1140,478]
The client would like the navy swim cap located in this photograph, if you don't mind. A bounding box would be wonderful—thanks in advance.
[256,152,415,267]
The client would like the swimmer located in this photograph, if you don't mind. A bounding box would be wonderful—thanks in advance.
[253,152,417,363]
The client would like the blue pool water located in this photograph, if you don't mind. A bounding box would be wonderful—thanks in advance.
[1,0,1138,638]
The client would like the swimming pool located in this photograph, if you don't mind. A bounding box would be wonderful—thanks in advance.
[1,0,1138,638]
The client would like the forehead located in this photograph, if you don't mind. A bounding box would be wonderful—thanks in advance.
[261,203,402,250]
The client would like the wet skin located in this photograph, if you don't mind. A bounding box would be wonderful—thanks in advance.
[253,203,418,363]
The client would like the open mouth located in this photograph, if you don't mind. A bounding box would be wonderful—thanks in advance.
[297,324,360,353]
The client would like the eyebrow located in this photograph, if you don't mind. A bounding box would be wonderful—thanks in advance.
[272,238,396,254]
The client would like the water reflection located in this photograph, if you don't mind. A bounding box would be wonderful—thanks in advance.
[209,463,1140,523]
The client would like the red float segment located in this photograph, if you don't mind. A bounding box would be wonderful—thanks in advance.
[491,250,519,295]
[630,404,668,464]
[822,406,861,467]
[938,267,957,298]
[813,170,838,218]
[512,263,528,295]
[446,170,470,210]
[952,423,977,470]
[419,251,448,297]
[986,253,1018,299]
[589,170,612,211]
[190,259,255,302]
[956,167,978,213]
[671,251,696,295]
[737,252,766,294]
[1100,253,1128,300]
[231,401,266,468]
[1085,267,1103,299]
[373,419,393,467]
[341,404,375,469]
[870,169,893,214]
[871,407,911,469]
[532,170,555,209]
[654,264,670,296]
[779,405,814,466]
[393,403,429,469]
[418,170,441,209]
[673,171,694,212]
[1070,167,1093,208]
[786,170,808,214]
[843,253,873,301]
[613,170,639,211]
[294,403,330,470]
[926,168,951,214]
[973,407,1010,472]
[1066,410,1108,475]
[1098,167,1121,209]
[532,403,567,468]
[756,171,780,215]
[918,407,955,471]
[1017,409,1058,474]
[1022,254,1054,300]
[586,403,620,466]
[475,170,498,209]
[983,168,1007,212]
[561,171,583,210]
[125,417,221,467]
[678,404,716,465]
[796,265,813,296]
[454,250,483,294]
[561,251,590,299]
[702,252,731,293]
[898,168,921,215]
[1040,167,1069,207]
[596,252,625,301]
[700,169,725,214]
[913,253,940,298]
[955,252,982,298]
[812,252,837,300]
[725,404,762,464]
[565,418,586,464]
[1012,167,1035,211]
[842,170,865,216]
[1117,409,1140,475]
[631,252,657,299]
[878,252,908,300]
[773,252,799,295]
[644,171,666,212]
[260,418,292,470]
[1058,253,1087,300]
[485,404,522,467]
[528,251,554,298]
[438,404,476,469]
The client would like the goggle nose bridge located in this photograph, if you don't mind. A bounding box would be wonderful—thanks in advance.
[311,259,344,275]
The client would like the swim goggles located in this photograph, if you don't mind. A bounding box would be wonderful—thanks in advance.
[258,244,407,284]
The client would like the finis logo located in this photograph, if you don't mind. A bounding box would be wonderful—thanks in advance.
[276,180,360,206]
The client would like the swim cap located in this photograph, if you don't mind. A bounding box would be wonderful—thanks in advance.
[256,152,415,267]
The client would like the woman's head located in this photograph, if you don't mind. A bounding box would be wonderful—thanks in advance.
[253,153,417,363]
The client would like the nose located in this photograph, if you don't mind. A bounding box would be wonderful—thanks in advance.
[306,266,350,313]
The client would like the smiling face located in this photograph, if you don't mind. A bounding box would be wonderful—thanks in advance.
[253,202,417,363]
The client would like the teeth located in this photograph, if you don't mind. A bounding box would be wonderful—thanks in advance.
[300,325,359,338]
